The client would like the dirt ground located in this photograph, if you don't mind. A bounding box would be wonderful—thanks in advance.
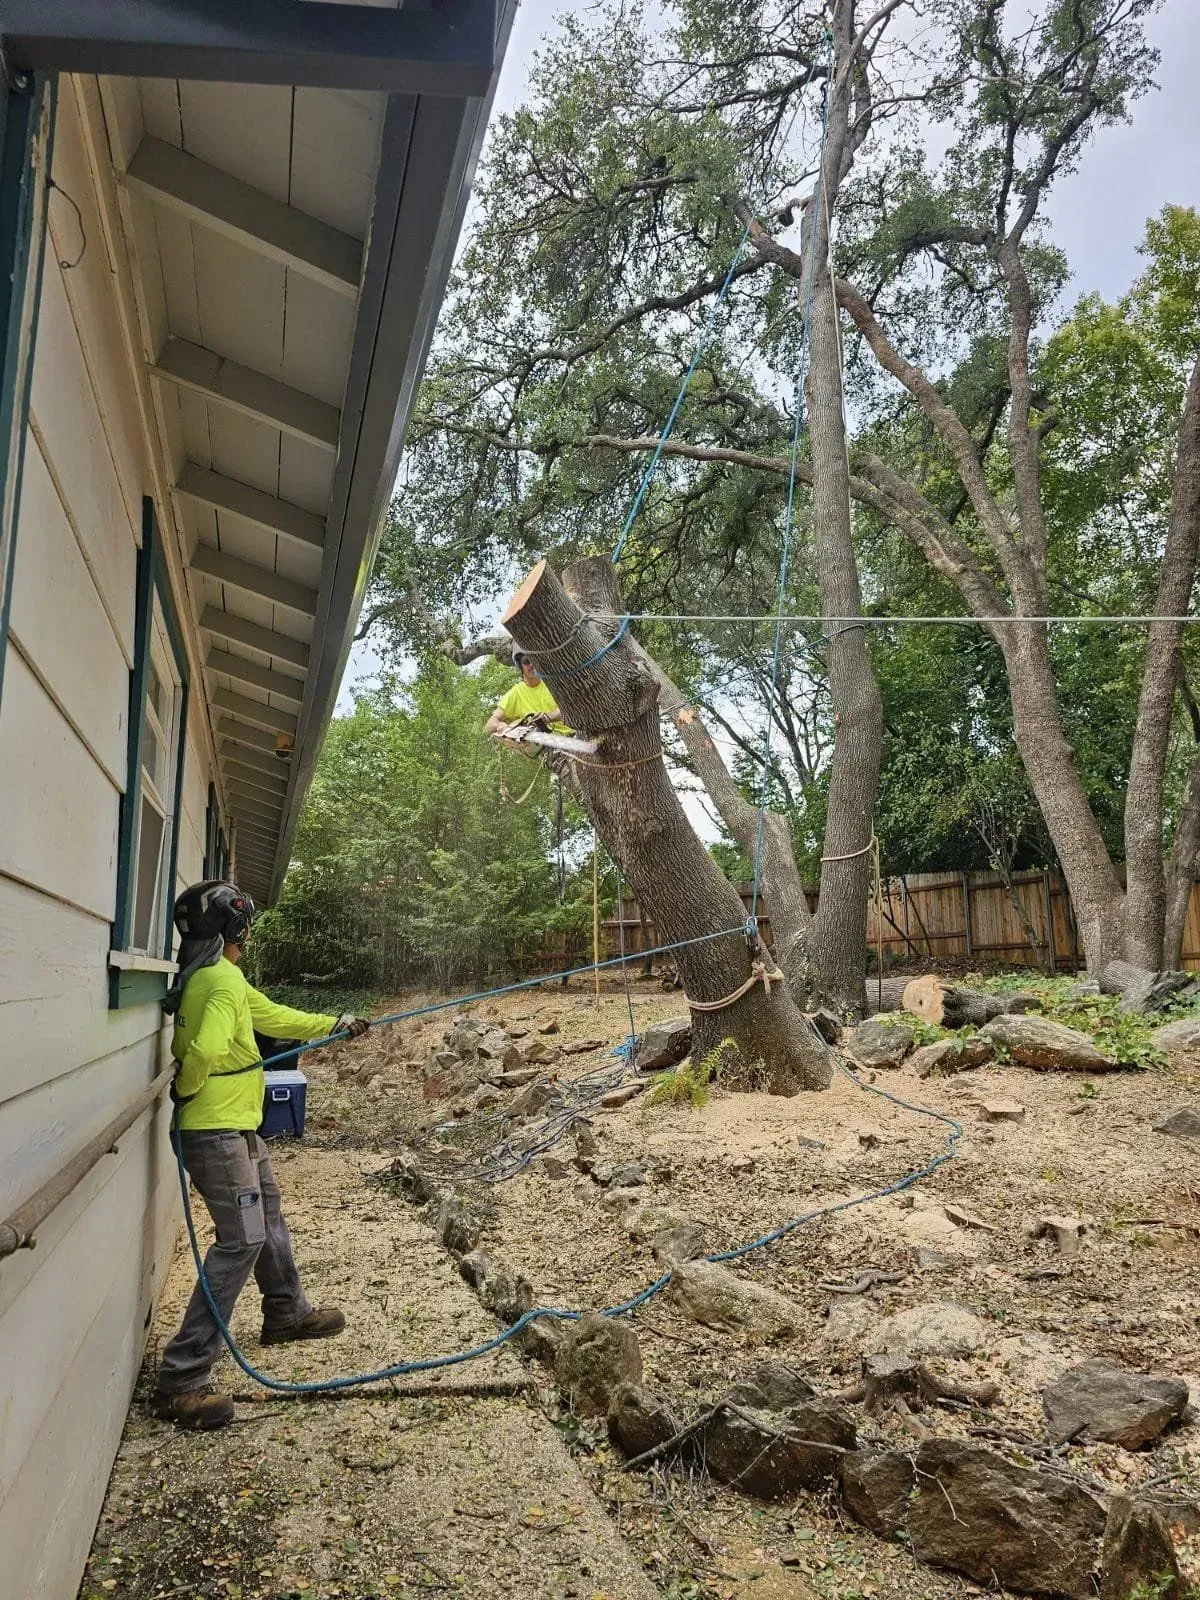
[82,974,1200,1600]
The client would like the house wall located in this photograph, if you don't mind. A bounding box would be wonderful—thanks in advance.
[0,81,225,1600]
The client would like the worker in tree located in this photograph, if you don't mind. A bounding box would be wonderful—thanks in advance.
[485,645,570,736]
[151,880,370,1431]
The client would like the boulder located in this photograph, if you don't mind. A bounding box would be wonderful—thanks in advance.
[635,1017,692,1073]
[538,1017,560,1034]
[491,1066,540,1089]
[509,1080,562,1121]
[870,1299,986,1359]
[521,1037,561,1067]
[1100,1498,1186,1600]
[651,1220,707,1267]
[909,1036,995,1078]
[573,1122,600,1168]
[726,1359,816,1412]
[670,1260,803,1341]
[535,1153,572,1180]
[840,1450,916,1538]
[473,1083,502,1111]
[607,1381,683,1459]
[809,1007,843,1044]
[910,1437,1105,1598]
[848,1017,914,1069]
[704,1400,855,1499]
[562,1038,605,1055]
[435,1195,482,1258]
[1154,1105,1200,1139]
[610,1162,646,1188]
[554,1311,643,1417]
[1152,1018,1200,1053]
[385,1150,436,1205]
[979,1014,1115,1072]
[600,1083,645,1109]
[1042,1359,1188,1450]
[516,1317,561,1367]
[457,1248,491,1291]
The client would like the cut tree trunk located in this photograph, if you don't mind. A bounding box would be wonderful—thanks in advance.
[901,976,1013,1029]
[1097,960,1198,1013]
[873,976,913,1014]
[505,557,833,1093]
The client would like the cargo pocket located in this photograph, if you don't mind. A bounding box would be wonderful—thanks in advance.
[235,1187,266,1247]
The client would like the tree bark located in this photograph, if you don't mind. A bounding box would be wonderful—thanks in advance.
[1164,749,1200,967]
[1123,355,1200,968]
[505,557,833,1092]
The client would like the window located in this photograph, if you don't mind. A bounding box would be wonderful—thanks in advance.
[110,501,190,1005]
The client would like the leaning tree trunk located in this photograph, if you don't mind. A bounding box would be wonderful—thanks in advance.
[505,558,833,1093]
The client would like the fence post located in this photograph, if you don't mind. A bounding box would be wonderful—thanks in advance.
[901,876,913,957]
[961,871,973,959]
[1042,868,1058,973]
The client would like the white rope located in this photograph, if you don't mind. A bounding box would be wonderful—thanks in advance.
[686,957,786,1013]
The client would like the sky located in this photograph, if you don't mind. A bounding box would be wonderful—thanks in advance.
[336,0,1199,759]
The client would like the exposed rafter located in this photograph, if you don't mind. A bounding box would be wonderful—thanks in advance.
[207,648,304,704]
[220,742,291,781]
[124,137,361,297]
[153,339,339,452]
[2,0,497,95]
[216,716,281,756]
[192,546,317,618]
[177,463,325,552]
[212,687,298,737]
[201,609,310,672]
[224,760,288,799]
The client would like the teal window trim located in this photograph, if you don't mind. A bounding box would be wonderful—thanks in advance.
[204,781,220,877]
[0,73,55,710]
[109,498,191,1008]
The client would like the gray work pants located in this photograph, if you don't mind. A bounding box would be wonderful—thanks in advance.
[157,1129,312,1393]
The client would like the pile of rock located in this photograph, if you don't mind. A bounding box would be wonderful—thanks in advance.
[420,1013,566,1117]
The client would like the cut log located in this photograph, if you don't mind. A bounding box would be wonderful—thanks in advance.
[873,976,912,1013]
[901,976,1009,1028]
[1098,960,1199,1013]
[504,557,834,1094]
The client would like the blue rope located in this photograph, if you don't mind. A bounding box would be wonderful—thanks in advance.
[172,1054,961,1392]
[749,60,832,926]
[610,225,753,567]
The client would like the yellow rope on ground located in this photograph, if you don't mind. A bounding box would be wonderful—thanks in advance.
[686,957,787,1013]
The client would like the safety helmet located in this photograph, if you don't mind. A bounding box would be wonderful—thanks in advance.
[173,880,255,946]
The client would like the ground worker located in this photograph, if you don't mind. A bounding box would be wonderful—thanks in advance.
[485,645,570,735]
[151,880,370,1431]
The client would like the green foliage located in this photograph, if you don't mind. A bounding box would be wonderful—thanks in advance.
[647,1042,727,1108]
[254,659,593,992]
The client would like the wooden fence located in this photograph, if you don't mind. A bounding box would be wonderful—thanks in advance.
[598,870,1200,974]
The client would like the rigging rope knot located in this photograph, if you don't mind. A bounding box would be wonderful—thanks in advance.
[686,956,787,1013]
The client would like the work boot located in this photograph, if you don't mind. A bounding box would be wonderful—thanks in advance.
[151,1385,234,1430]
[260,1306,346,1346]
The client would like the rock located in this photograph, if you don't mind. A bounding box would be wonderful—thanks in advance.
[848,1017,915,1069]
[726,1359,817,1412]
[475,1028,514,1062]
[491,1066,540,1088]
[980,1096,1026,1121]
[1042,1359,1188,1450]
[538,1017,560,1034]
[728,1154,756,1175]
[562,1038,605,1055]
[1033,1214,1088,1256]
[554,1311,643,1417]
[509,1080,561,1120]
[435,1196,482,1258]
[635,1016,692,1073]
[591,1162,614,1187]
[824,1297,876,1347]
[626,1204,685,1240]
[367,1074,386,1094]
[573,1122,600,1167]
[336,1060,363,1082]
[384,1151,437,1205]
[432,1047,460,1070]
[704,1400,855,1499]
[458,1248,491,1291]
[600,1186,644,1213]
[910,1438,1105,1598]
[1154,1105,1200,1139]
[796,1134,826,1151]
[1153,1018,1200,1052]
[942,1201,997,1232]
[913,1247,957,1272]
[670,1260,803,1341]
[535,1153,572,1180]
[473,1083,502,1111]
[651,1220,708,1267]
[607,1381,683,1459]
[1100,1498,1186,1600]
[871,1299,986,1359]
[809,1007,842,1044]
[909,1036,995,1078]
[840,1450,915,1538]
[610,1162,646,1188]
[516,1316,561,1366]
[979,1013,1115,1072]
[600,1083,645,1109]
[521,1037,561,1066]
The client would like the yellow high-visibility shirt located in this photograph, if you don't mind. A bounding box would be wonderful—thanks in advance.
[495,679,569,734]
[171,957,335,1131]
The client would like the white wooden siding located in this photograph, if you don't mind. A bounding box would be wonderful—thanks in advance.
[0,79,226,1600]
